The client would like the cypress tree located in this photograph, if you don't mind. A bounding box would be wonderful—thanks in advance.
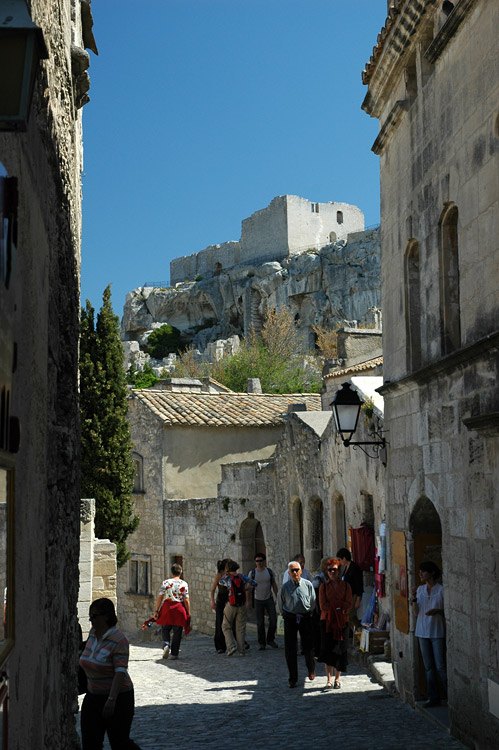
[80,285,139,566]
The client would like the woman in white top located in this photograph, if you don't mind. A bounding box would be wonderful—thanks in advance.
[410,561,448,707]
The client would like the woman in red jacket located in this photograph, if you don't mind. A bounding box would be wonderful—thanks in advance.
[318,558,353,690]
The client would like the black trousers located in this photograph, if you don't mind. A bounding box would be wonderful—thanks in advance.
[161,624,183,656]
[283,611,315,684]
[81,689,135,750]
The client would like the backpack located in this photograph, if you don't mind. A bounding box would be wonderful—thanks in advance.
[228,574,246,606]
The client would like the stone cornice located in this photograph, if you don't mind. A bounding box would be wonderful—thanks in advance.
[424,0,478,63]
[378,330,499,395]
[371,99,409,154]
[362,0,437,119]
[462,413,499,437]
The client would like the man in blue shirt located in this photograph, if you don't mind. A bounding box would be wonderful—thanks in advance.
[280,561,316,688]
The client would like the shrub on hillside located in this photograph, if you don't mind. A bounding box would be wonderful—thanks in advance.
[147,323,183,359]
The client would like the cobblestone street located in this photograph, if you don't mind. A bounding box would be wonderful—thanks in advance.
[78,631,465,750]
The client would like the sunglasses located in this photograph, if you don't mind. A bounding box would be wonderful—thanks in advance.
[255,559,264,563]
[328,568,339,572]
[289,568,300,573]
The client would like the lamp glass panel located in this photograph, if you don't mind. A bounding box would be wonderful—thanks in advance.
[0,36,27,115]
[335,403,360,435]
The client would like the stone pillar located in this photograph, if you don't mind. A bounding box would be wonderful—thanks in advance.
[92,539,117,611]
[79,499,95,638]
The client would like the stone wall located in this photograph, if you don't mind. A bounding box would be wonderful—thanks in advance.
[92,540,117,608]
[79,500,118,638]
[163,459,279,637]
[0,0,94,745]
[364,2,499,747]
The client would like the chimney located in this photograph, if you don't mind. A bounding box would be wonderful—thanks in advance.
[287,403,307,414]
[247,378,262,394]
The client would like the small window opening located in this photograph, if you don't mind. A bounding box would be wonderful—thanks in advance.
[129,554,151,595]
[336,211,343,224]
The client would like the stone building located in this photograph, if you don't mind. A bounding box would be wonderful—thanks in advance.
[363,2,498,747]
[169,194,365,285]
[118,384,321,634]
[122,224,381,356]
[0,0,96,746]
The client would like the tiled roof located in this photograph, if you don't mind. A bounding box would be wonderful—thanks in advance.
[131,390,322,427]
[362,2,402,85]
[324,356,383,380]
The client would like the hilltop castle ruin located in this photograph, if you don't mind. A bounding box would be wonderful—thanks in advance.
[122,195,381,364]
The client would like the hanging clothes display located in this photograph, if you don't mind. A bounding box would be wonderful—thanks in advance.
[351,522,375,571]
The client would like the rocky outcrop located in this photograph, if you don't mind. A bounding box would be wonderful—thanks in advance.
[122,227,381,355]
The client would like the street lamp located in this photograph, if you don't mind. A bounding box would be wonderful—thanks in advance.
[0,0,48,132]
[331,381,386,463]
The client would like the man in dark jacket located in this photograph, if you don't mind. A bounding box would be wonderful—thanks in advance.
[337,548,364,626]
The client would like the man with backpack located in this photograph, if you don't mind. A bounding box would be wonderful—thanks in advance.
[248,553,278,650]
[220,560,256,656]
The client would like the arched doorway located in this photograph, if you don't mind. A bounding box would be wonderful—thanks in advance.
[410,496,442,572]
[239,515,265,577]
[409,496,443,699]
[240,515,265,624]
[331,491,346,555]
[290,497,303,558]
[308,497,323,571]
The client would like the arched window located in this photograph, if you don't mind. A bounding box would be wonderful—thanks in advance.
[331,491,346,555]
[439,204,460,355]
[290,497,303,557]
[404,240,421,370]
[132,452,144,493]
[308,497,323,570]
[329,231,337,243]
[336,211,343,225]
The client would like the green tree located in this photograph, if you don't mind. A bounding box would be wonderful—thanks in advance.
[211,309,322,393]
[147,323,182,358]
[80,285,139,566]
[126,361,159,389]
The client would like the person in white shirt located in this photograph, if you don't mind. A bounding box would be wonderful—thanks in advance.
[410,561,447,707]
[282,554,313,584]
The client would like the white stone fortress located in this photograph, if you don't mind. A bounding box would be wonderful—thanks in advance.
[121,195,380,370]
[170,195,365,285]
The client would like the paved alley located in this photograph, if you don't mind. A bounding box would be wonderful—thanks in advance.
[78,631,465,750]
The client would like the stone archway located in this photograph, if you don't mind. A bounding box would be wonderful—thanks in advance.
[409,496,443,699]
[331,491,346,555]
[289,497,303,559]
[239,515,265,577]
[409,496,442,576]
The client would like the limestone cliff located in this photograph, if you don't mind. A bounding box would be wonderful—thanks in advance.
[121,227,381,356]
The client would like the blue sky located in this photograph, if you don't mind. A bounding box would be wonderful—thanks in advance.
[81,1,387,316]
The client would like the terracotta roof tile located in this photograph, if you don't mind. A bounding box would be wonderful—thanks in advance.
[324,356,383,380]
[131,390,322,427]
